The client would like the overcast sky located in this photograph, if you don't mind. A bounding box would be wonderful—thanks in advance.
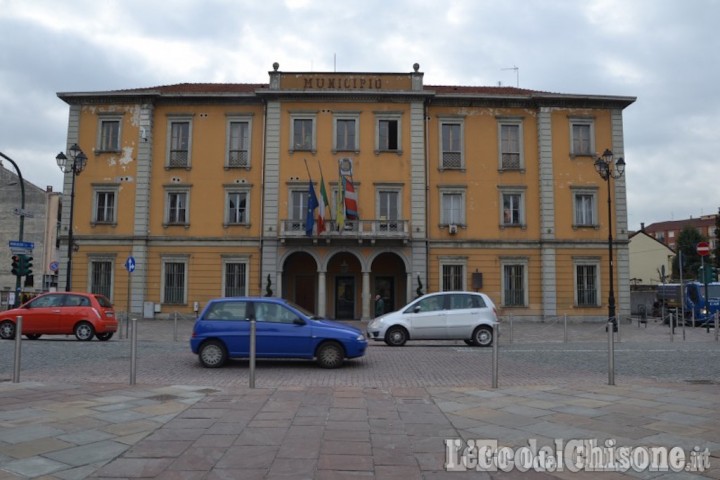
[1,0,718,232]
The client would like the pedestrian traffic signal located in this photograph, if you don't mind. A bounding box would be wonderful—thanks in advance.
[11,255,20,276]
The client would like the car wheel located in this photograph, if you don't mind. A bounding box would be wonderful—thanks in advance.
[384,326,408,346]
[316,342,345,369]
[74,322,96,341]
[471,326,493,347]
[0,321,16,340]
[25,334,42,340]
[96,332,114,341]
[199,340,227,368]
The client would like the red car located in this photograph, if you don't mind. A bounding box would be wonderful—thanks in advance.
[0,292,117,341]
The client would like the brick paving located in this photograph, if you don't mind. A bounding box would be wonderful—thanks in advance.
[0,318,718,478]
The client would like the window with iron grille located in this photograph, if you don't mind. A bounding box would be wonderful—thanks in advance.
[94,191,116,223]
[503,264,525,306]
[377,190,400,232]
[164,262,185,304]
[336,118,356,151]
[576,264,598,306]
[500,124,521,169]
[289,189,308,231]
[167,192,188,225]
[169,121,190,167]
[227,191,248,224]
[441,122,462,169]
[99,119,120,151]
[224,262,247,297]
[442,264,464,291]
[90,261,112,299]
[228,121,249,167]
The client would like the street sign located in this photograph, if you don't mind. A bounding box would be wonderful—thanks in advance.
[9,240,34,249]
[13,208,34,218]
[697,242,710,256]
[49,261,59,272]
[125,256,136,273]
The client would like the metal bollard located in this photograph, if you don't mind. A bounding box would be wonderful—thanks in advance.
[130,317,137,385]
[118,313,124,340]
[249,318,256,388]
[715,311,719,342]
[173,312,178,342]
[670,312,674,343]
[508,316,513,344]
[12,316,22,383]
[492,323,498,389]
[563,314,568,343]
[607,319,615,386]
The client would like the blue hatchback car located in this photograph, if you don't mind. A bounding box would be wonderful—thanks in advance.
[190,297,367,369]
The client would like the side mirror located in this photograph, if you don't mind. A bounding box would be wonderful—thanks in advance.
[293,318,306,326]
[413,306,421,313]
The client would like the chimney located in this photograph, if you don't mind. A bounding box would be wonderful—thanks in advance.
[640,222,645,231]
[46,185,53,192]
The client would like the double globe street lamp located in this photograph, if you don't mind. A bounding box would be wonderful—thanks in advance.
[594,149,626,333]
[56,144,87,292]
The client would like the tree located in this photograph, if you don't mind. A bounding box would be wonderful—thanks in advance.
[672,226,707,280]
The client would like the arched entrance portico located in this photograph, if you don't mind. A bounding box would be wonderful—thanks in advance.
[281,251,319,313]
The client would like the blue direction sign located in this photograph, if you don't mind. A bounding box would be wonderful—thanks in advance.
[9,240,34,249]
[125,256,136,273]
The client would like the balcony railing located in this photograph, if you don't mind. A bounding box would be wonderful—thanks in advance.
[280,219,409,240]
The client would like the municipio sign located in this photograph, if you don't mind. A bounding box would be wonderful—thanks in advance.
[696,242,710,256]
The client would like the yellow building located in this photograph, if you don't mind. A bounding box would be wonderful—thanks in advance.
[56,63,635,321]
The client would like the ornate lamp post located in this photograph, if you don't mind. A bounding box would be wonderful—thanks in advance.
[594,149,625,333]
[56,144,87,291]
[0,152,26,307]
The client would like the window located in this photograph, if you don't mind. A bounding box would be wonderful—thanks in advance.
[291,116,315,151]
[442,263,465,291]
[572,188,598,227]
[499,188,525,227]
[223,260,248,297]
[168,119,191,167]
[98,117,121,152]
[575,261,599,307]
[225,190,249,225]
[570,118,594,156]
[255,302,300,324]
[376,113,402,152]
[502,261,527,307]
[206,301,247,321]
[448,293,486,309]
[89,259,113,300]
[93,186,118,224]
[289,189,309,232]
[227,118,251,168]
[165,189,189,226]
[334,116,358,151]
[440,188,466,226]
[377,188,400,232]
[440,120,463,169]
[163,260,187,304]
[498,118,523,170]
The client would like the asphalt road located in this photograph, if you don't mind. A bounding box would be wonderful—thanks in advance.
[1,318,719,388]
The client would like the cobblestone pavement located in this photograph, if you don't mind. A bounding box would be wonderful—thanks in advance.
[0,318,718,479]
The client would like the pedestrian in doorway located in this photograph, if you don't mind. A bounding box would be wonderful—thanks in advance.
[375,294,385,318]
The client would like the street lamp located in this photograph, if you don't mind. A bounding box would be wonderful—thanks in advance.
[56,144,87,292]
[0,152,26,307]
[594,148,626,333]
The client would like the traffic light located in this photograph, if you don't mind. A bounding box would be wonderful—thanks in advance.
[22,255,33,277]
[11,255,20,276]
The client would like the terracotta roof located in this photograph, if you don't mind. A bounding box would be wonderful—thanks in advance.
[118,83,267,94]
[644,216,717,232]
[427,85,540,95]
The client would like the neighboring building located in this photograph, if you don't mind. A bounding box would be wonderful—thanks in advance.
[628,230,674,286]
[56,63,635,321]
[0,162,61,307]
[643,215,718,251]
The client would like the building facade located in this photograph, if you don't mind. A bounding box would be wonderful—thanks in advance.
[56,63,635,321]
[642,215,718,251]
[628,230,675,286]
[0,163,60,307]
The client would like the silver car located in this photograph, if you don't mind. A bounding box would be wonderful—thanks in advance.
[367,291,498,346]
